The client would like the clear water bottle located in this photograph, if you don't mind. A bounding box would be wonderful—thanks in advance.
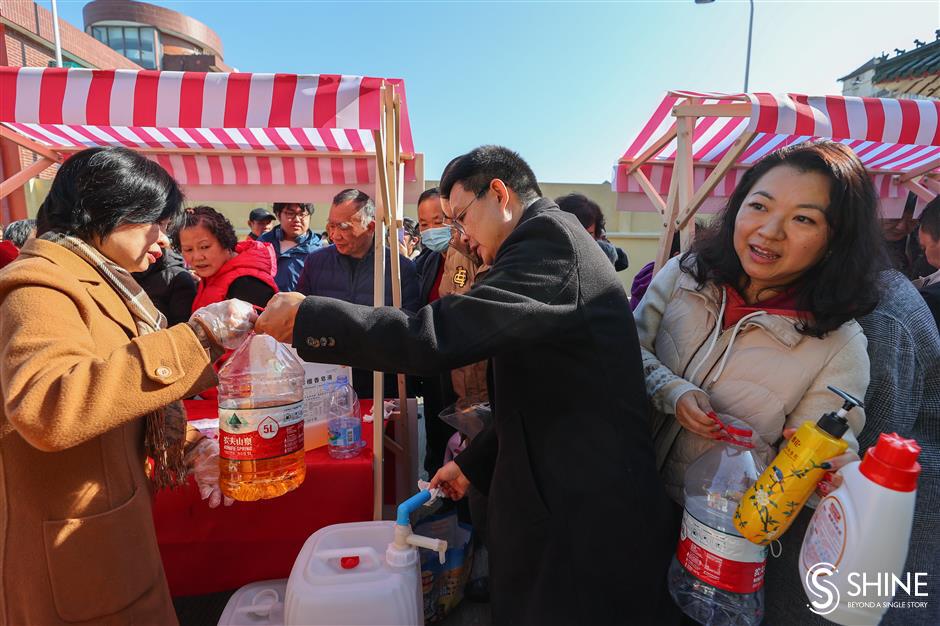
[667,416,770,626]
[327,375,363,459]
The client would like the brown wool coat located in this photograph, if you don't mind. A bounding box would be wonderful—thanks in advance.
[0,239,215,625]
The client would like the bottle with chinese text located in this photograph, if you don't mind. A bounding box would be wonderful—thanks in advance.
[218,333,306,500]
[734,386,862,545]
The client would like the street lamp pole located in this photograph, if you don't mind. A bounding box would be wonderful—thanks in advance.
[743,0,754,92]
[50,0,63,68]
[695,0,755,92]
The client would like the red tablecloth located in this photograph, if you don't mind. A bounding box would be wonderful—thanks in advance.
[153,400,375,596]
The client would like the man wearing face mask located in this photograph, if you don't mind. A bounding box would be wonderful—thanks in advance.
[256,146,674,625]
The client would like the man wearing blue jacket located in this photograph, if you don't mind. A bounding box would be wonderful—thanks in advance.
[259,202,321,291]
[295,189,419,398]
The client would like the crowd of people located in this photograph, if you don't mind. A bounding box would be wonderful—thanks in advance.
[0,142,937,625]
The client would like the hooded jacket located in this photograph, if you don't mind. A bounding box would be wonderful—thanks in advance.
[634,256,869,502]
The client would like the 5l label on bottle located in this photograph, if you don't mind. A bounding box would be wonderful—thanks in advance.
[219,401,304,460]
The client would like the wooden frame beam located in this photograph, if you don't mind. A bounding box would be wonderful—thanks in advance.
[898,156,940,182]
[676,131,756,230]
[622,125,678,174]
[0,157,54,200]
[0,125,63,162]
[630,169,667,217]
[672,103,751,118]
[922,176,940,195]
[899,177,937,204]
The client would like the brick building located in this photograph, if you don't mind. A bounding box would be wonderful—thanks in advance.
[0,1,229,222]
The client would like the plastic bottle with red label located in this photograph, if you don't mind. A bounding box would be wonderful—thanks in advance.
[218,333,306,501]
[668,414,770,626]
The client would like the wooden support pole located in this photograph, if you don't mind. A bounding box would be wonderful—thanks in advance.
[676,131,756,230]
[0,157,53,200]
[371,112,388,520]
[674,115,696,252]
[630,169,667,217]
[654,177,680,274]
[623,125,678,175]
[0,126,63,163]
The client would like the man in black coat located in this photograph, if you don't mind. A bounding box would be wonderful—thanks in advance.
[257,146,675,624]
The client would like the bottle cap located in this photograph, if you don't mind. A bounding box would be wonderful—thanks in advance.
[859,432,921,492]
[816,412,849,438]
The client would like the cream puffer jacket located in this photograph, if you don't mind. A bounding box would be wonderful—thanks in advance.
[634,256,869,504]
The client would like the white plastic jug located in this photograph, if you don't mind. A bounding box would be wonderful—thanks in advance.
[219,492,445,626]
[285,521,420,625]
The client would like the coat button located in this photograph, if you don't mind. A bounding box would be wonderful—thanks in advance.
[155,366,172,378]
[327,337,336,347]
[306,337,317,348]
[320,336,327,346]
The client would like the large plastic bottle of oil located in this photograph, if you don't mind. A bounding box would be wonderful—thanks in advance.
[218,333,306,501]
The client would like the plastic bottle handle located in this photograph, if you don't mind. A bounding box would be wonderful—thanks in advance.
[314,546,380,568]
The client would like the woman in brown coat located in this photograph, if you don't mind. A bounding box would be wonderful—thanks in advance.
[0,147,256,624]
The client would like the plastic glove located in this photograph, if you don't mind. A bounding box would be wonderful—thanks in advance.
[186,437,234,509]
[190,299,258,350]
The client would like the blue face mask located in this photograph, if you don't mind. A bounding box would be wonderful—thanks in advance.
[421,226,453,252]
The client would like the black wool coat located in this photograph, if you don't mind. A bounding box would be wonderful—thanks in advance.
[293,198,676,625]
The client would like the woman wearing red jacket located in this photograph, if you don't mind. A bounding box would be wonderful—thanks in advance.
[175,206,279,401]
[175,205,278,311]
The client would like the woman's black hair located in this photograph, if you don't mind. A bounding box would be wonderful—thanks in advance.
[682,139,886,338]
[172,205,238,252]
[556,193,606,238]
[36,146,183,241]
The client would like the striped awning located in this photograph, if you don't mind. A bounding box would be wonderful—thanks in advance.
[0,67,416,188]
[613,90,940,213]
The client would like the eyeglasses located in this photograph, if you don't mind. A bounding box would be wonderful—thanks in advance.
[444,197,477,237]
[280,209,310,220]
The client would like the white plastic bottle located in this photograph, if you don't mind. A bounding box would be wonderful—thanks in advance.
[799,432,922,625]
[327,375,363,459]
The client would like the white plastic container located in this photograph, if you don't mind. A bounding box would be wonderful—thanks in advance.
[284,521,420,625]
[219,492,445,626]
[799,433,922,625]
[218,580,287,626]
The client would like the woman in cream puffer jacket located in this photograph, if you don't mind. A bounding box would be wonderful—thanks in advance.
[635,140,886,505]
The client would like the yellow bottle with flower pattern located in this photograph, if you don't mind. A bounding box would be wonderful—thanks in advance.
[734,386,862,546]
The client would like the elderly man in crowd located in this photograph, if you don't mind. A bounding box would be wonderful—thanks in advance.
[259,202,321,291]
[295,189,419,398]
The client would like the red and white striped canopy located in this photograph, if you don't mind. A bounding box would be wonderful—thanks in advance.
[0,67,417,194]
[613,90,940,217]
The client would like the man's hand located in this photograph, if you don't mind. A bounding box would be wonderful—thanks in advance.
[255,292,306,343]
[429,461,471,501]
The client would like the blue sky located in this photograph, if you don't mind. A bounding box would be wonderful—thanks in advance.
[54,1,938,183]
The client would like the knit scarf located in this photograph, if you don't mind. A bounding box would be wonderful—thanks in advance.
[40,232,188,488]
